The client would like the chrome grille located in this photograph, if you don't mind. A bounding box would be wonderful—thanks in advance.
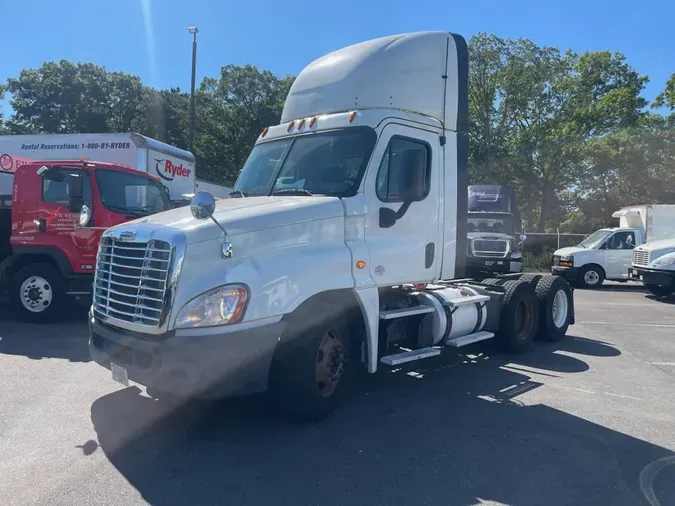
[633,249,650,267]
[93,237,172,328]
[472,239,509,258]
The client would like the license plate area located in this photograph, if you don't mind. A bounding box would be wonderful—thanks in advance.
[111,363,129,386]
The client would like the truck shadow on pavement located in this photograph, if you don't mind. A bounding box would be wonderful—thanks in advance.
[0,306,90,362]
[89,336,675,506]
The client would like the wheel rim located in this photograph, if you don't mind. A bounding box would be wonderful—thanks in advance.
[514,297,535,340]
[19,276,53,313]
[551,288,569,328]
[584,270,600,285]
[315,329,345,398]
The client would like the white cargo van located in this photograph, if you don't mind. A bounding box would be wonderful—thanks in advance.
[551,205,675,288]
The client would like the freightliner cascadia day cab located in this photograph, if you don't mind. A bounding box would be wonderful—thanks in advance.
[552,204,675,289]
[87,32,575,421]
[465,185,524,277]
[0,159,171,321]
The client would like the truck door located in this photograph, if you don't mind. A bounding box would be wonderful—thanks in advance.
[362,124,441,285]
[603,230,636,279]
[38,168,96,272]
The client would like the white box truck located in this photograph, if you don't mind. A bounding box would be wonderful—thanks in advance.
[0,133,229,203]
[86,32,576,421]
[551,205,675,288]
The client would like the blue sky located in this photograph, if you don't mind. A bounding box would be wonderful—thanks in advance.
[1,0,674,117]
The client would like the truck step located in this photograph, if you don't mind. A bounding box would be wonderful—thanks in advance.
[379,305,435,320]
[445,331,494,347]
[443,294,490,308]
[380,347,441,365]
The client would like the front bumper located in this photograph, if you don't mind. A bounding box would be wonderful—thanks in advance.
[629,266,675,286]
[466,256,522,275]
[551,266,579,283]
[89,318,286,399]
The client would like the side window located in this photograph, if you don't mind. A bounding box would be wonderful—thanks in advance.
[42,170,92,206]
[608,231,635,250]
[376,137,430,202]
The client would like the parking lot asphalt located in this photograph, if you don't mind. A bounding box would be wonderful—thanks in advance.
[1,282,675,506]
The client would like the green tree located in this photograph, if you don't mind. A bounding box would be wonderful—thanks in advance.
[5,60,146,134]
[653,73,675,110]
[195,64,294,185]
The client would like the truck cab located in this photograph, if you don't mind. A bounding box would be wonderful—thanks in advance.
[87,32,575,421]
[465,185,524,277]
[0,160,170,321]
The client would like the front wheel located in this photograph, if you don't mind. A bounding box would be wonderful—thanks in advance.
[577,265,605,289]
[645,283,675,298]
[11,263,66,323]
[270,311,352,422]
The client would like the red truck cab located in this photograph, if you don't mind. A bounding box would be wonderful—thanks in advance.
[0,160,170,321]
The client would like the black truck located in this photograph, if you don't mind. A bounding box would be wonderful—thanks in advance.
[466,185,525,277]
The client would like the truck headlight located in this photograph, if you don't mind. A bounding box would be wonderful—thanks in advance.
[558,255,574,267]
[652,257,675,268]
[510,250,523,260]
[175,284,248,328]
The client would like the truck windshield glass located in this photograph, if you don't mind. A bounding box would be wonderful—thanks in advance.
[468,216,515,234]
[578,229,613,249]
[95,169,170,216]
[233,127,377,197]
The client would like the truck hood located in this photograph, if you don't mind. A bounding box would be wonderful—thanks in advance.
[634,238,675,253]
[553,246,584,256]
[116,196,345,244]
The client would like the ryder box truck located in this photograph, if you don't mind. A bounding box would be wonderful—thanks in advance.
[0,133,229,203]
[86,32,576,421]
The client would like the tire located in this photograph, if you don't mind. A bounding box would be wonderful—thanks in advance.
[518,273,543,288]
[534,275,572,341]
[270,308,353,422]
[577,265,604,289]
[645,283,675,298]
[11,263,66,323]
[496,280,539,353]
[481,278,506,287]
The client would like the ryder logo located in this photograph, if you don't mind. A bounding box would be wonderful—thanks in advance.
[155,159,191,181]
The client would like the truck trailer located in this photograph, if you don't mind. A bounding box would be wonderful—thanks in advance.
[87,31,576,421]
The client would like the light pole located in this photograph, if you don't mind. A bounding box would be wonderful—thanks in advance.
[188,26,198,153]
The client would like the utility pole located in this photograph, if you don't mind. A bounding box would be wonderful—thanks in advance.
[188,26,198,153]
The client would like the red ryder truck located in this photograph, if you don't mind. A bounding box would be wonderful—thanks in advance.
[0,159,171,321]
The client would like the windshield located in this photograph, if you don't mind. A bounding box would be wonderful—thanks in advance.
[578,229,613,249]
[233,127,377,197]
[95,169,170,216]
[468,216,515,234]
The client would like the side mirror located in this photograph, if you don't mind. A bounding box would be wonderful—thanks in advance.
[397,150,428,202]
[68,175,84,212]
[519,233,527,242]
[76,205,91,228]
[190,191,216,220]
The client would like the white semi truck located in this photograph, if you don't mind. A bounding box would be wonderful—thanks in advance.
[0,133,229,204]
[87,32,575,421]
[552,205,675,289]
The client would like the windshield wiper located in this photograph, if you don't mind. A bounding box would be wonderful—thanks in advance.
[271,188,313,196]
[228,190,248,198]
